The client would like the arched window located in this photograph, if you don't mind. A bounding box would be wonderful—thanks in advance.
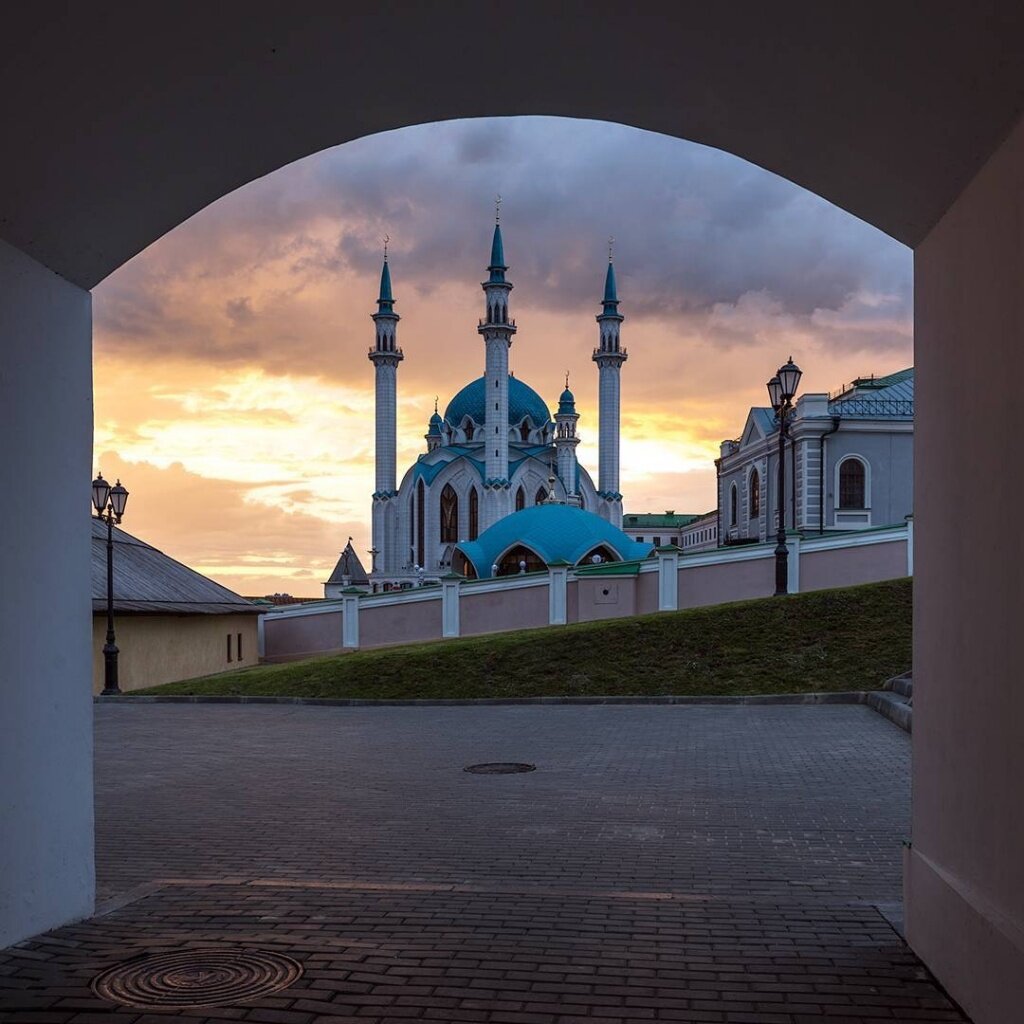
[519,419,531,441]
[515,486,525,511]
[463,419,474,441]
[535,485,548,506]
[749,469,760,518]
[730,483,738,526]
[415,479,425,568]
[497,545,545,576]
[439,484,458,543]
[468,487,479,540]
[839,457,867,509]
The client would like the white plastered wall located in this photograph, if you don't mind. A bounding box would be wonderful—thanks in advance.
[0,239,95,945]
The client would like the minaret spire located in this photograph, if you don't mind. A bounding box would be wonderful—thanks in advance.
[478,205,517,530]
[592,246,627,527]
[369,241,403,583]
[554,375,581,502]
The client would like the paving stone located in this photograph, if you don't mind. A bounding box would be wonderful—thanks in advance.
[0,704,968,1023]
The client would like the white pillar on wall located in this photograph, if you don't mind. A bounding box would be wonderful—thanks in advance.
[657,547,680,611]
[341,590,360,649]
[548,563,569,625]
[787,533,801,594]
[0,239,95,946]
[441,575,461,638]
[906,515,914,576]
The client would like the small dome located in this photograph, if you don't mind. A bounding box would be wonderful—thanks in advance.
[557,387,576,415]
[444,375,551,431]
[453,505,653,579]
[426,412,443,436]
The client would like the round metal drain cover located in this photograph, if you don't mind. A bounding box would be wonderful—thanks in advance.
[92,947,303,1009]
[464,762,536,774]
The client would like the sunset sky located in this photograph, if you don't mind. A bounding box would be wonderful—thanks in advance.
[92,116,912,597]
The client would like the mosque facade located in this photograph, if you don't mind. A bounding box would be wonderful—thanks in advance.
[367,222,630,591]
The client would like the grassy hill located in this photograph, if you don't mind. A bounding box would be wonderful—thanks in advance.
[133,578,912,700]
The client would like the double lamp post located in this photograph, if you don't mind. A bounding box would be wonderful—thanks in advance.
[766,357,803,596]
[91,472,129,695]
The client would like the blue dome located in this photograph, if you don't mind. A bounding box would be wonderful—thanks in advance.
[454,505,653,579]
[444,375,551,430]
[557,387,576,414]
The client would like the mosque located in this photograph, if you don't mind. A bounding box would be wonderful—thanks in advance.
[363,219,652,591]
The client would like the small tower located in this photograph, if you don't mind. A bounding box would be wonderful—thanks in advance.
[477,201,517,530]
[592,246,627,526]
[554,374,581,504]
[425,399,444,452]
[369,244,403,578]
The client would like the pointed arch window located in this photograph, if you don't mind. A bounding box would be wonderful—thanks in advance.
[749,469,760,518]
[439,484,459,543]
[730,483,738,527]
[469,487,479,540]
[415,479,425,568]
[463,420,474,441]
[520,420,531,442]
[839,457,867,509]
[536,485,548,506]
[515,486,525,512]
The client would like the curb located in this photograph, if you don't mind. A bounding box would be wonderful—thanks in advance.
[97,690,868,708]
[865,690,912,733]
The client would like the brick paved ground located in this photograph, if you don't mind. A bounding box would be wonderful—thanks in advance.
[0,704,969,1022]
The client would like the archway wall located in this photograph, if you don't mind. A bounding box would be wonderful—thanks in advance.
[4,6,1024,288]
[908,110,1024,1024]
[0,240,95,945]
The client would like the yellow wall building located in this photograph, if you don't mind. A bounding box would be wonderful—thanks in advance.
[91,519,261,694]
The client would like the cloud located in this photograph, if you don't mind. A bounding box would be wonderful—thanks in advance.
[91,117,913,594]
[96,451,353,599]
[94,116,912,384]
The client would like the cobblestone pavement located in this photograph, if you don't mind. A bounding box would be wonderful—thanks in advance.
[1,704,969,1022]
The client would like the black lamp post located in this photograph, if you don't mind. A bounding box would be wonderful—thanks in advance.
[767,357,803,595]
[91,472,129,695]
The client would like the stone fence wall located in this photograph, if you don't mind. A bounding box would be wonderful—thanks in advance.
[259,522,913,662]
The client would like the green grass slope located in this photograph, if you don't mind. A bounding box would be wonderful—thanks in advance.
[134,578,911,700]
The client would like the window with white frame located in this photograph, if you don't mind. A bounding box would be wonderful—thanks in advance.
[838,457,868,509]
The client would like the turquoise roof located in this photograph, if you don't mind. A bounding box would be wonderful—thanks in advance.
[444,375,551,428]
[377,259,394,312]
[408,444,552,487]
[426,411,443,436]
[454,505,654,579]
[557,387,576,415]
[488,223,507,283]
[601,260,621,316]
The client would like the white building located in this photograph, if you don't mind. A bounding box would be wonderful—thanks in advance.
[368,222,629,591]
[718,368,914,542]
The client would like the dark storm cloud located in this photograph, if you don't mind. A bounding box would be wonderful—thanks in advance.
[94,116,911,370]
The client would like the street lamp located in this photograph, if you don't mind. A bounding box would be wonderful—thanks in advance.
[766,357,802,595]
[91,471,129,695]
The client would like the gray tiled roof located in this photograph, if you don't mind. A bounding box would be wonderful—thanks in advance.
[91,519,260,615]
[326,540,369,585]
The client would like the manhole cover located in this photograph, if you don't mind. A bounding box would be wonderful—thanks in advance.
[464,762,536,774]
[91,947,303,1009]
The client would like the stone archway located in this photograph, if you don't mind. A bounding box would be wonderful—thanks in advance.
[2,9,1024,1020]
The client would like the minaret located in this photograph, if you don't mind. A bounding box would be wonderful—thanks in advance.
[592,245,627,526]
[425,398,443,452]
[554,373,580,503]
[477,201,517,529]
[369,242,403,578]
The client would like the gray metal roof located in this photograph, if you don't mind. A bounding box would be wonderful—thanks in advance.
[829,367,914,418]
[91,519,260,615]
[326,539,369,585]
